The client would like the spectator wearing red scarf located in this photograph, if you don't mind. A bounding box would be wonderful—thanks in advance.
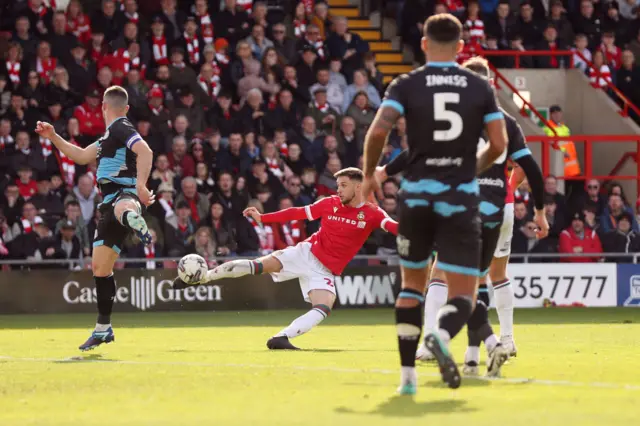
[149,15,170,68]
[196,62,221,107]
[66,0,92,46]
[179,16,204,69]
[293,1,308,39]
[272,197,307,249]
[26,0,53,38]
[16,167,37,201]
[194,0,215,45]
[87,27,108,65]
[600,31,622,70]
[33,41,57,84]
[464,1,484,43]
[457,27,482,64]
[5,43,23,88]
[175,177,210,225]
[535,25,567,68]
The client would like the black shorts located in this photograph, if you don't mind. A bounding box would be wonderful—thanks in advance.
[397,191,482,277]
[479,222,503,274]
[93,189,141,254]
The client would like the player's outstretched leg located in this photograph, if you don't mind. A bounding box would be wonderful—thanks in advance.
[490,257,517,356]
[114,198,152,245]
[172,257,274,289]
[268,289,335,350]
[79,246,119,351]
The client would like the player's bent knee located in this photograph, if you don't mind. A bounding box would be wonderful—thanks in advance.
[258,255,283,274]
[114,199,139,220]
[489,257,509,282]
[309,289,336,308]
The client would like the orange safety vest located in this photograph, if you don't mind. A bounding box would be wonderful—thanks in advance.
[558,141,581,177]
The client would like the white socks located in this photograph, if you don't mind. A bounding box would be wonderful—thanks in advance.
[465,346,480,364]
[276,306,329,339]
[484,334,499,352]
[492,279,514,338]
[207,259,257,281]
[95,323,111,332]
[424,279,448,331]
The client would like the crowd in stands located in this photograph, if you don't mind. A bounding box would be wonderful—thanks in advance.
[0,0,638,269]
[400,0,640,114]
[0,0,399,269]
[510,175,640,262]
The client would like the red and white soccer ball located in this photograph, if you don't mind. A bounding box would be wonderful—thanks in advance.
[177,254,208,285]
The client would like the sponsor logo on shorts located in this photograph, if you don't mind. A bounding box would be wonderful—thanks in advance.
[62,277,222,311]
[336,272,397,306]
[396,235,410,257]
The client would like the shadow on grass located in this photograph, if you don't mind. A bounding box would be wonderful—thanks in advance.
[336,396,474,417]
[51,353,117,364]
[0,308,638,330]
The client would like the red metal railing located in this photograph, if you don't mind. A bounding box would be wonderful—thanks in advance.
[479,49,640,118]
[526,135,640,196]
[484,60,558,139]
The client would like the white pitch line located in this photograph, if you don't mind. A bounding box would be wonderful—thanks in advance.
[1,355,639,391]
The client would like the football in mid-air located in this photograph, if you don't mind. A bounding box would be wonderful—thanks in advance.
[177,254,208,285]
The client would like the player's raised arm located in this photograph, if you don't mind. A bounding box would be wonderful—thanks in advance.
[244,197,332,224]
[507,120,548,238]
[35,121,97,165]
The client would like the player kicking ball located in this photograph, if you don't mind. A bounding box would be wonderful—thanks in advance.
[172,168,398,349]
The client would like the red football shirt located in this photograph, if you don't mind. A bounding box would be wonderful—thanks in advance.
[261,195,398,275]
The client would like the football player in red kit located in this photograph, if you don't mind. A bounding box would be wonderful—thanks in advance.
[172,167,398,349]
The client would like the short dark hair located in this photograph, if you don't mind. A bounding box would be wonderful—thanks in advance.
[461,56,490,78]
[334,167,364,182]
[423,13,462,44]
[65,199,80,208]
[104,85,128,108]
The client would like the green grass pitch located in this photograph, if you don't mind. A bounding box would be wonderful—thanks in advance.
[1,308,639,426]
